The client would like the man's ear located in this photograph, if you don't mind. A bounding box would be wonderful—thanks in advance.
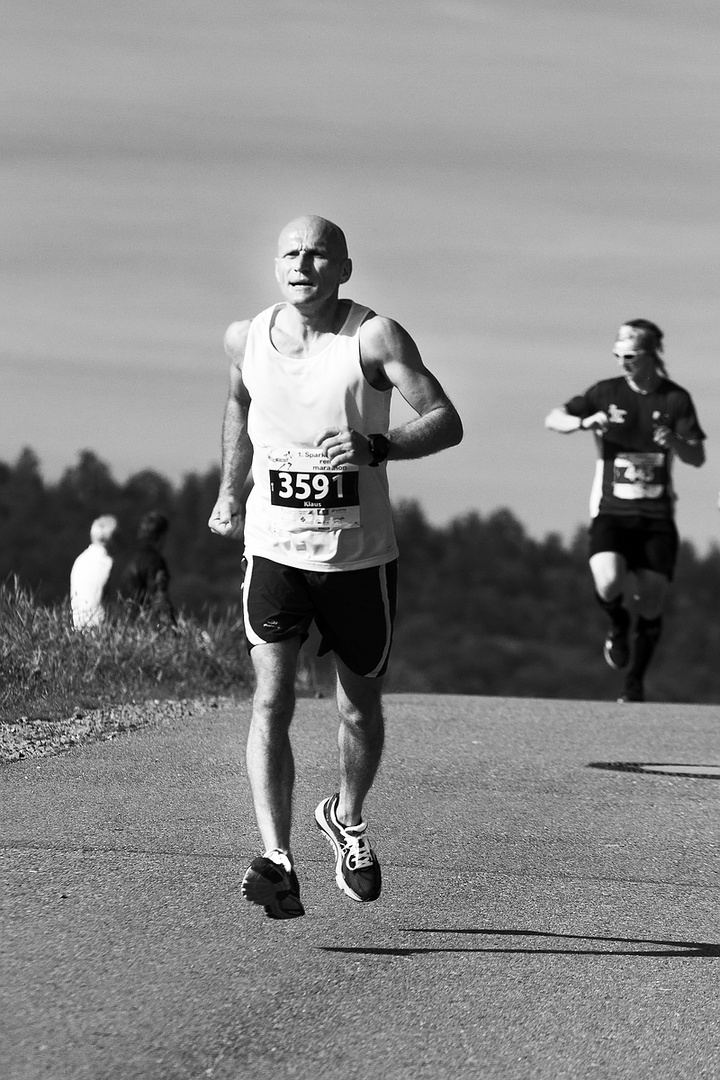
[340,258,352,284]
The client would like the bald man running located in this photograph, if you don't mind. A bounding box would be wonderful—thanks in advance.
[209,215,463,920]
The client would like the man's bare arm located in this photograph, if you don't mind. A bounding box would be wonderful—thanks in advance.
[318,315,463,466]
[380,318,464,458]
[208,322,253,538]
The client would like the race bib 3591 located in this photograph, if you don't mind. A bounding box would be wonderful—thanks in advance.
[268,448,360,531]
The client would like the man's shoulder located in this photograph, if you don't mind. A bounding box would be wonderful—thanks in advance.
[357,309,393,337]
[225,304,282,360]
[224,319,252,361]
[358,310,417,359]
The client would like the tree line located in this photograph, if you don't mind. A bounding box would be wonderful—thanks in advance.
[3,446,720,702]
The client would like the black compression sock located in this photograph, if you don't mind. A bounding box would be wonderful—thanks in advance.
[628,615,663,681]
[595,592,630,631]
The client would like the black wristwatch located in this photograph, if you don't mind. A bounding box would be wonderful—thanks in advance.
[367,433,390,467]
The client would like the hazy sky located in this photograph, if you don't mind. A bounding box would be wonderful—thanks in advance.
[3,0,720,548]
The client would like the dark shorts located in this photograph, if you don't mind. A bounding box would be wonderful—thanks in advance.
[242,554,398,678]
[588,515,679,581]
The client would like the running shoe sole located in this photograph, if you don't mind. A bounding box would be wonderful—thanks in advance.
[604,631,630,670]
[241,857,305,920]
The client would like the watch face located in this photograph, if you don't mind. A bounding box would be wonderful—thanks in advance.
[370,434,389,464]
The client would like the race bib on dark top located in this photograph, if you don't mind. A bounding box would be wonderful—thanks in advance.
[612,452,666,500]
[268,448,360,530]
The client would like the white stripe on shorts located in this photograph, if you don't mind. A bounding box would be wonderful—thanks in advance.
[365,561,393,678]
[241,554,266,647]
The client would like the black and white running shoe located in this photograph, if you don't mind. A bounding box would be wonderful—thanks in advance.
[315,793,381,902]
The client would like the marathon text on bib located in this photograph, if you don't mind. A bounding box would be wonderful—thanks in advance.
[612,452,666,501]
[268,448,361,531]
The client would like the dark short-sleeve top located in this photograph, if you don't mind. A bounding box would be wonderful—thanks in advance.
[564,376,705,519]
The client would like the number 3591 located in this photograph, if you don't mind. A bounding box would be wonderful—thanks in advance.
[269,470,359,508]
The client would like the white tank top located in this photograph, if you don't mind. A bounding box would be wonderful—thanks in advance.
[241,300,399,571]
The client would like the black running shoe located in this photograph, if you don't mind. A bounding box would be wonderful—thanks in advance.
[241,853,305,920]
[604,624,630,669]
[618,677,644,703]
[315,793,381,902]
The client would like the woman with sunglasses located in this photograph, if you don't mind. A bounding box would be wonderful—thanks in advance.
[545,319,706,702]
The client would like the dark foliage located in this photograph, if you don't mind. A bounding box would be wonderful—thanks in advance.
[2,448,719,702]
[0,448,242,614]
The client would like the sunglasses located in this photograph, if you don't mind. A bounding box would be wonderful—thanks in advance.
[613,351,644,360]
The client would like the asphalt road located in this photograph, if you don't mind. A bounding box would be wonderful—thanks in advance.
[2,694,720,1080]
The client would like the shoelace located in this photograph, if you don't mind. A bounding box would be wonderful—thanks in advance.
[345,833,375,870]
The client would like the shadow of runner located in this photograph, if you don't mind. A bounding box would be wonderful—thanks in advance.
[589,761,720,779]
[320,928,720,958]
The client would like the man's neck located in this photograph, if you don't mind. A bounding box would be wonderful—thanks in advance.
[272,297,349,358]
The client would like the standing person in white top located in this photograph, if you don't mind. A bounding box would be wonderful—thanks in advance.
[70,515,119,630]
[209,215,463,920]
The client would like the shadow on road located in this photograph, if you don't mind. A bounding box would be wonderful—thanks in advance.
[320,928,720,958]
[588,761,720,779]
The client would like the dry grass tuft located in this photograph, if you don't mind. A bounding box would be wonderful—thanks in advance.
[0,578,252,722]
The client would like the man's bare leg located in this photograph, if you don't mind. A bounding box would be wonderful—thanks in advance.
[334,657,385,828]
[313,657,384,902]
[240,638,306,919]
[246,638,301,857]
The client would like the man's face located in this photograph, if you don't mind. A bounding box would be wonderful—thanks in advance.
[274,219,351,307]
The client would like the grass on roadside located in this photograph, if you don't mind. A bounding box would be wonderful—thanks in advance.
[0,578,253,722]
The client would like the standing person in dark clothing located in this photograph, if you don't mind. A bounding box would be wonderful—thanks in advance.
[121,511,176,628]
[545,319,705,702]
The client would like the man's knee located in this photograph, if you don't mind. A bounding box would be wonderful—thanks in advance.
[252,684,295,729]
[339,698,382,735]
[337,690,384,744]
[252,666,296,726]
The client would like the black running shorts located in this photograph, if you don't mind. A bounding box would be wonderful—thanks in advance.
[588,515,679,580]
[242,555,398,678]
